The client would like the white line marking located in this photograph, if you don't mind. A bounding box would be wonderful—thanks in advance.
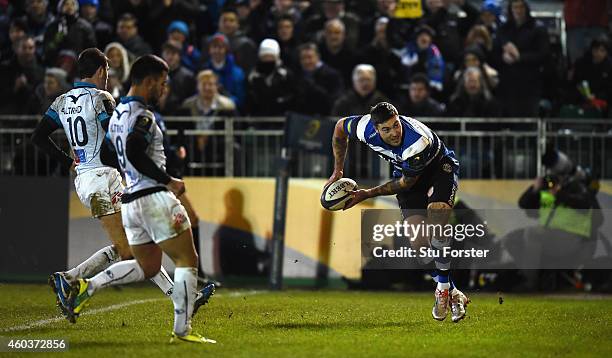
[2,290,263,333]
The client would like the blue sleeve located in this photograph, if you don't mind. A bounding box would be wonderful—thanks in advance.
[343,115,361,140]
[45,108,61,126]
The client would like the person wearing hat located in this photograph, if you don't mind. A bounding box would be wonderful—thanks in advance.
[42,0,96,66]
[201,33,246,109]
[398,24,445,94]
[160,39,196,115]
[167,20,201,72]
[79,0,113,48]
[479,0,502,38]
[246,38,295,116]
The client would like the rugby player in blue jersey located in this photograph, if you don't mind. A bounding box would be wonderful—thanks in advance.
[326,102,470,322]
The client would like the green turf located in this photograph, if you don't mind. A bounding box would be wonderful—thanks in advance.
[1,284,611,357]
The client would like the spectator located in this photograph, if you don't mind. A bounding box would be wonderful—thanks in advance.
[564,0,609,64]
[26,67,69,114]
[398,25,445,94]
[447,66,501,117]
[275,14,300,72]
[454,45,498,91]
[116,13,151,59]
[360,16,403,99]
[318,18,356,88]
[79,0,113,48]
[181,69,237,175]
[201,33,246,109]
[1,18,28,62]
[160,39,196,115]
[293,42,343,115]
[235,0,268,43]
[43,0,96,66]
[465,24,494,60]
[265,0,302,39]
[478,0,502,40]
[107,68,125,100]
[423,0,479,68]
[181,69,237,121]
[0,36,44,114]
[398,73,446,117]
[493,0,549,117]
[148,0,199,52]
[331,64,389,116]
[215,6,257,73]
[20,0,55,57]
[167,20,201,72]
[302,0,360,51]
[111,0,150,34]
[246,38,295,116]
[570,36,612,115]
[104,42,130,83]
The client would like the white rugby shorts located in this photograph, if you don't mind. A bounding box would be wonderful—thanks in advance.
[74,167,123,218]
[121,190,191,246]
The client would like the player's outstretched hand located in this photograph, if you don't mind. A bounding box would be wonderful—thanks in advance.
[167,177,186,197]
[70,161,76,174]
[324,169,343,189]
[343,189,370,210]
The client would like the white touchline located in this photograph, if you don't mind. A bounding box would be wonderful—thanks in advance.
[2,290,263,333]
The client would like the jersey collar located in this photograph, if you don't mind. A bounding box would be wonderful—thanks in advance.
[73,81,96,88]
[120,96,146,104]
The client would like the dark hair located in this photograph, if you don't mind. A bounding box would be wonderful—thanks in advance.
[298,42,319,55]
[77,48,107,78]
[277,14,295,25]
[409,73,430,90]
[118,13,137,25]
[370,102,398,125]
[220,5,238,16]
[591,34,610,52]
[10,18,28,33]
[130,55,169,84]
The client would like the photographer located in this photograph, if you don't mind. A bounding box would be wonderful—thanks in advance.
[513,149,603,282]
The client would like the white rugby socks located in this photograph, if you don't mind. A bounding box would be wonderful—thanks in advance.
[87,259,145,295]
[150,266,174,296]
[171,267,198,336]
[64,245,120,282]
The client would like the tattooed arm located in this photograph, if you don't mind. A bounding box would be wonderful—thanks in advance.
[343,175,419,210]
[324,118,350,187]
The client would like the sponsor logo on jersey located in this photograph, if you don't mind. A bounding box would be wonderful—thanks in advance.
[61,106,82,114]
[67,93,87,104]
[73,149,87,163]
[442,163,452,173]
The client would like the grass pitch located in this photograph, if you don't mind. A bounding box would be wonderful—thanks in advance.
[1,283,611,357]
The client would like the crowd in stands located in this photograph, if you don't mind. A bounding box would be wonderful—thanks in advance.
[1,0,611,121]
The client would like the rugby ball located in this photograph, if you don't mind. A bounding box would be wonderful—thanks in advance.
[321,178,357,211]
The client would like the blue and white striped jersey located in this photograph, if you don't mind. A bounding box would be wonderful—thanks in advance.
[343,114,456,178]
[45,82,115,174]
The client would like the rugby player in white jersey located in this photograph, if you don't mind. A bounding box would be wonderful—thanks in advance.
[31,49,213,319]
[66,55,214,343]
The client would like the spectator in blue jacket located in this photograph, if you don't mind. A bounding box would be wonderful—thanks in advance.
[398,24,445,94]
[201,33,246,110]
[167,20,201,72]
